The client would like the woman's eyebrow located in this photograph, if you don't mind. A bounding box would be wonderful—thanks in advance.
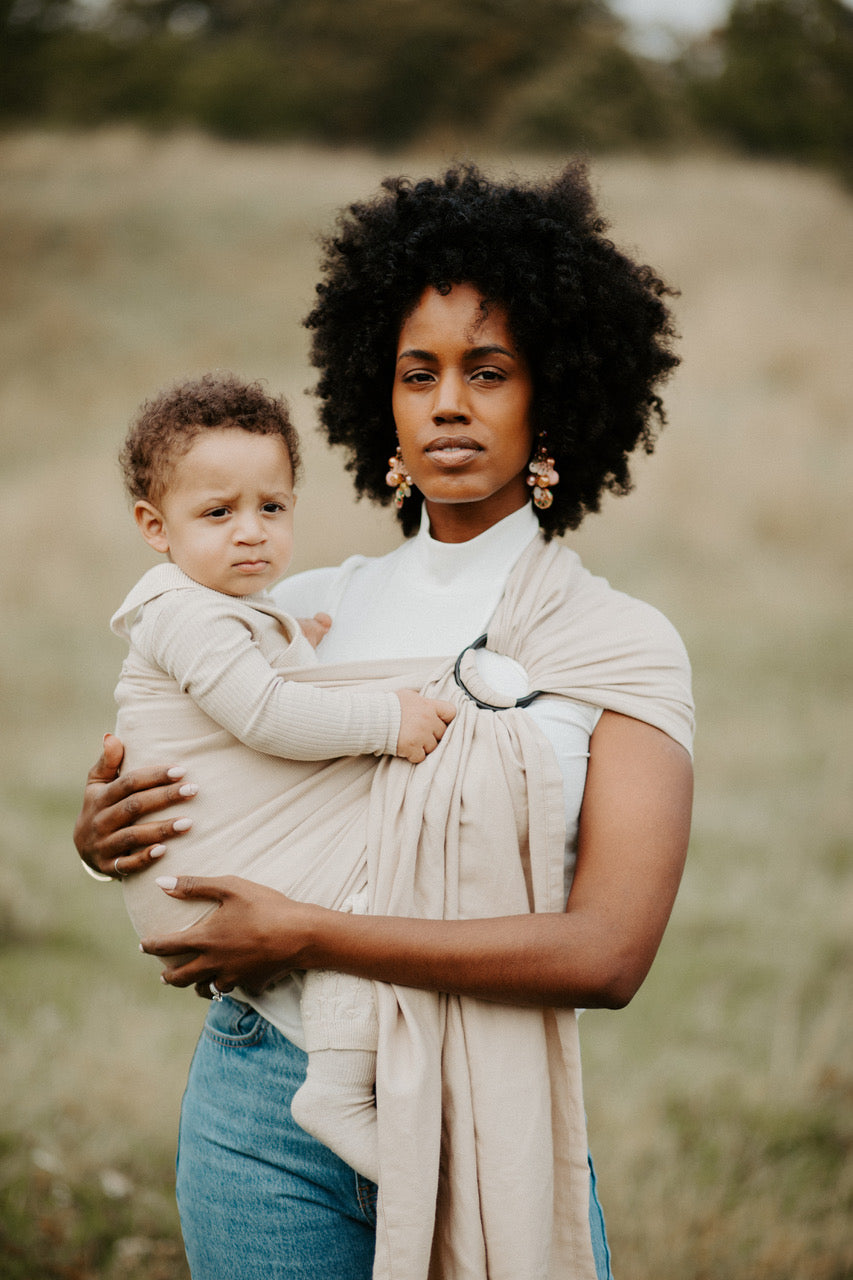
[396,344,516,362]
[396,347,436,362]
[466,344,516,360]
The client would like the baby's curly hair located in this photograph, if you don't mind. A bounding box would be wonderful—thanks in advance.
[120,372,301,506]
[305,161,679,538]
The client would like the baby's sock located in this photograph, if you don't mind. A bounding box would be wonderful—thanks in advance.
[291,965,380,1184]
[291,1043,378,1183]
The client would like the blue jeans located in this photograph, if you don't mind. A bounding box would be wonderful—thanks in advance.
[176,997,612,1279]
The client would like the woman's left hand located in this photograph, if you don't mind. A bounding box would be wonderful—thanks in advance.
[140,875,320,997]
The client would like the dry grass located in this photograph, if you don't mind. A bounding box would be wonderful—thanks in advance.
[0,130,851,1278]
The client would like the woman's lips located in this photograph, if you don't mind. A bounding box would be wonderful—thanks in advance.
[424,436,482,467]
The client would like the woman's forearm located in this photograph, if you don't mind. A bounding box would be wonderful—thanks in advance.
[297,904,640,1009]
[145,879,644,1009]
[296,716,692,1010]
[146,715,691,1008]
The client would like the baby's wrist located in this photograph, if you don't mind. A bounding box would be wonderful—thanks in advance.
[387,689,404,755]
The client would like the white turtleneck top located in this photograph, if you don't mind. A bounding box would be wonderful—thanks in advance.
[273,505,600,854]
[263,505,600,1046]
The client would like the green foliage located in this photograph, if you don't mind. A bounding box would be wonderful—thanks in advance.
[1,0,612,148]
[500,33,683,150]
[683,0,853,178]
[2,0,852,178]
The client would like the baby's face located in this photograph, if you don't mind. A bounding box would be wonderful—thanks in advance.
[139,428,296,596]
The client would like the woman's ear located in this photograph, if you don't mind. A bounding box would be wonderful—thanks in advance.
[134,500,170,554]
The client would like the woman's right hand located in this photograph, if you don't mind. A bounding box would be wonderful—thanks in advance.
[73,732,197,879]
[140,875,318,996]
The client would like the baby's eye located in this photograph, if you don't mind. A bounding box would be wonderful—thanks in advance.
[206,507,229,519]
[261,502,285,514]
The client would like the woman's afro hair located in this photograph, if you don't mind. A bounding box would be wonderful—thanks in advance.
[305,161,679,538]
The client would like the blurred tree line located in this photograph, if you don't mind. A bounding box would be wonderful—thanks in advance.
[1,0,851,178]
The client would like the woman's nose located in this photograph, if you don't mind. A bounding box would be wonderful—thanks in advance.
[432,372,470,423]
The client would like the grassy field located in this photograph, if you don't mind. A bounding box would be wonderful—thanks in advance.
[0,130,851,1279]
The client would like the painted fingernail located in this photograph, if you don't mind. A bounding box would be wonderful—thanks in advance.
[150,844,167,859]
[156,875,178,890]
[172,818,192,832]
[178,784,198,797]
[167,766,186,779]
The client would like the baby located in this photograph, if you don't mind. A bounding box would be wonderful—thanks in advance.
[110,371,455,1183]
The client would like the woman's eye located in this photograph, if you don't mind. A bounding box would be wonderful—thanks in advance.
[402,370,434,385]
[473,368,505,383]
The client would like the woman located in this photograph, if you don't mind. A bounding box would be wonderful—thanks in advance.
[75,162,694,1280]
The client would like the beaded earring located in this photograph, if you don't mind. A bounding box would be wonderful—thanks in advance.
[527,435,560,510]
[385,446,412,509]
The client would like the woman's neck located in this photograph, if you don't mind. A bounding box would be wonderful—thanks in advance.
[423,489,530,544]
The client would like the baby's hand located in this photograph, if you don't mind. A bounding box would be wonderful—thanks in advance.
[298,613,332,649]
[394,690,456,763]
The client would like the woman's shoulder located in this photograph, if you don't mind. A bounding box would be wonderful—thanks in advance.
[517,538,690,669]
[270,545,407,616]
[589,571,689,673]
[544,542,689,666]
[515,540,694,752]
[562,549,694,752]
[269,560,356,617]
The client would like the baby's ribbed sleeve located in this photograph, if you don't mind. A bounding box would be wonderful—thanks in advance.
[131,589,401,761]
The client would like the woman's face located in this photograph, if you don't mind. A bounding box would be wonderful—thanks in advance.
[392,283,534,543]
